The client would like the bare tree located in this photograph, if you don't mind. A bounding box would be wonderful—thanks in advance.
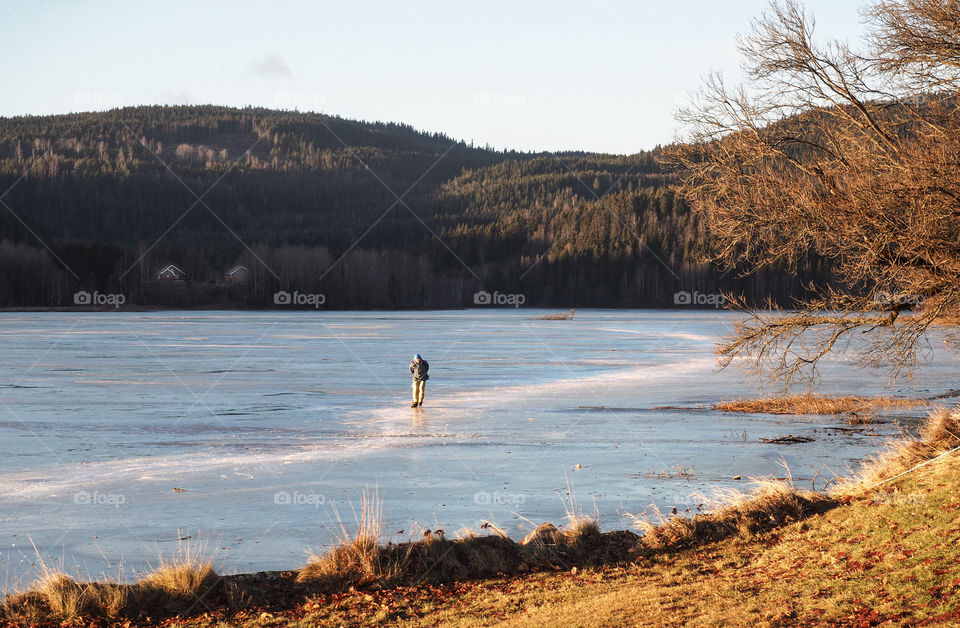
[665,0,960,388]
[868,0,960,89]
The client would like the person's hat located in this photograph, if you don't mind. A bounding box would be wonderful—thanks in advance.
[414,353,421,359]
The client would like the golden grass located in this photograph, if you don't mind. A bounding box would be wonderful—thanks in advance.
[715,393,925,416]
[139,562,217,598]
[138,536,219,611]
[34,573,96,621]
[557,477,600,548]
[296,488,405,589]
[631,480,833,551]
[563,518,601,545]
[534,308,576,320]
[2,539,219,625]
[294,481,620,593]
[839,407,960,495]
[296,505,625,592]
[297,534,395,590]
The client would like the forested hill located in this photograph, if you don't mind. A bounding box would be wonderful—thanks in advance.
[0,105,825,308]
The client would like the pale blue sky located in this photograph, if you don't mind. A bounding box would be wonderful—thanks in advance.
[0,0,868,153]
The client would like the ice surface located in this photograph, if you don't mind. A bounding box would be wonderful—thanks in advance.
[0,309,955,588]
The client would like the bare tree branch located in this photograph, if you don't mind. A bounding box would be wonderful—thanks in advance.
[665,0,960,387]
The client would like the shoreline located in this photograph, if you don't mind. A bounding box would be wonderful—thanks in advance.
[1,398,935,581]
[6,406,959,625]
[0,305,726,313]
[5,403,951,621]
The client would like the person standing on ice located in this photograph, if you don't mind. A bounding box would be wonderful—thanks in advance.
[409,353,429,407]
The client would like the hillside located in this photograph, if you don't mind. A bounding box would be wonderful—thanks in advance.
[0,106,826,308]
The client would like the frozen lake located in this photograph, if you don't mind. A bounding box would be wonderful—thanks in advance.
[0,309,953,588]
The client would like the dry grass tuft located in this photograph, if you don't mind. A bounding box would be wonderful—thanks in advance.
[297,489,407,589]
[715,394,924,416]
[558,478,602,556]
[840,407,960,495]
[535,308,576,320]
[558,477,599,542]
[564,518,601,544]
[95,582,129,619]
[138,535,219,610]
[2,550,133,624]
[34,572,93,620]
[297,534,394,589]
[2,537,218,624]
[478,521,509,538]
[631,480,833,551]
[510,481,608,569]
[139,561,217,598]
[297,482,634,590]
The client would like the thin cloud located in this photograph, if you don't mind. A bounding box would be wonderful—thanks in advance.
[251,54,291,78]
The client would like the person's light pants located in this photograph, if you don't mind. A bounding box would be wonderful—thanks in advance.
[412,380,426,404]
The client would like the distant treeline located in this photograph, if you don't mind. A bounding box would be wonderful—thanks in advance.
[0,105,828,308]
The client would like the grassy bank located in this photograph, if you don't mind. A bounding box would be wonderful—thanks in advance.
[5,409,960,626]
[715,394,926,418]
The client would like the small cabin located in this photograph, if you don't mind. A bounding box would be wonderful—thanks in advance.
[225,265,248,282]
[156,264,185,282]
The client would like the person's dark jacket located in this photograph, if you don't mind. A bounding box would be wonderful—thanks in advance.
[410,359,429,381]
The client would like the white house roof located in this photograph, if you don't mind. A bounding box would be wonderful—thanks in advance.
[157,264,184,276]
